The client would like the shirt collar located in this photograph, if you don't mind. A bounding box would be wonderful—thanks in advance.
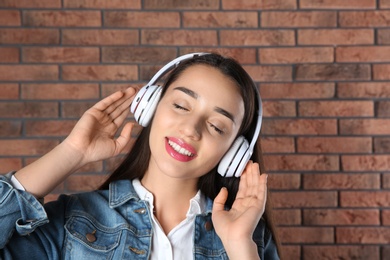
[108,179,212,215]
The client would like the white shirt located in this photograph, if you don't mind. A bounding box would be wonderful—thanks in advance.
[132,179,206,260]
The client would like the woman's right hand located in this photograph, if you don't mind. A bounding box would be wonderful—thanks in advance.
[63,87,138,167]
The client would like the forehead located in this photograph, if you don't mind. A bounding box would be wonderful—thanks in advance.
[165,64,245,118]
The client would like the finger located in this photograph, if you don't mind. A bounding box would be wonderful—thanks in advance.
[235,161,252,199]
[114,122,134,155]
[212,187,228,213]
[105,88,136,117]
[111,99,132,127]
[94,90,125,112]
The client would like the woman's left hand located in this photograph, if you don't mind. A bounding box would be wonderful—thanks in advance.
[212,161,267,259]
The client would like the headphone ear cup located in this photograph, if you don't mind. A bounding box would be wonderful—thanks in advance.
[217,136,250,178]
[130,85,162,127]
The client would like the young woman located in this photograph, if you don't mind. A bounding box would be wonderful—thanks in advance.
[0,53,280,259]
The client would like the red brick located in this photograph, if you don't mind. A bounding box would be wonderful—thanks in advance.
[21,83,99,100]
[265,155,339,171]
[0,65,58,81]
[102,47,177,63]
[222,0,296,10]
[183,11,258,28]
[0,0,61,8]
[374,138,390,153]
[140,65,165,81]
[337,46,390,62]
[0,28,59,44]
[303,173,380,190]
[262,119,337,135]
[0,84,19,100]
[260,47,333,64]
[303,209,380,225]
[340,119,390,135]
[300,0,375,9]
[378,29,390,44]
[62,29,139,46]
[260,83,335,99]
[0,10,20,26]
[144,0,219,9]
[382,247,390,260]
[0,140,59,156]
[142,30,217,46]
[383,174,390,188]
[272,209,301,225]
[342,155,390,172]
[279,227,334,243]
[377,101,390,117]
[0,47,19,63]
[25,120,77,136]
[340,11,390,27]
[272,191,337,208]
[220,30,295,46]
[337,227,390,244]
[381,0,390,8]
[180,47,257,64]
[382,210,390,225]
[0,121,22,137]
[23,11,101,27]
[268,173,300,189]
[341,191,390,207]
[299,101,373,117]
[243,65,292,82]
[63,0,141,8]
[0,102,58,118]
[374,64,390,80]
[303,246,379,260]
[104,12,179,28]
[295,64,371,81]
[23,47,99,63]
[261,11,337,28]
[0,158,22,173]
[298,29,374,45]
[338,82,390,98]
[263,101,296,117]
[66,174,106,192]
[62,65,137,81]
[280,246,300,260]
[298,137,372,153]
[261,137,295,153]
[61,101,96,118]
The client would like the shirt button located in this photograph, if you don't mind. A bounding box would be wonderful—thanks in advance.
[204,221,213,231]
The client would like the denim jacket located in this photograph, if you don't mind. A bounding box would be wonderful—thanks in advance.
[0,173,279,259]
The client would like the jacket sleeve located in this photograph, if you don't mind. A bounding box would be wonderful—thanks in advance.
[0,172,68,259]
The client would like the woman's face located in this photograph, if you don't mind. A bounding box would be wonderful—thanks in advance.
[148,64,245,180]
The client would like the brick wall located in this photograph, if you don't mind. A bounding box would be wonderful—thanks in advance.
[0,0,389,259]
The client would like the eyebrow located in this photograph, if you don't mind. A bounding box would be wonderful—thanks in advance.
[173,86,236,123]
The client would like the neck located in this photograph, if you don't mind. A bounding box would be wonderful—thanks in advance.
[141,170,199,234]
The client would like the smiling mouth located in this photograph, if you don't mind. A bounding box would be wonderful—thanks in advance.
[167,139,195,157]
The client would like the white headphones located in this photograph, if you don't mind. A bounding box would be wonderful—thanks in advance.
[130,53,263,178]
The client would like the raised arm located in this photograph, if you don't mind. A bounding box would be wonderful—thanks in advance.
[212,161,268,260]
[14,87,137,198]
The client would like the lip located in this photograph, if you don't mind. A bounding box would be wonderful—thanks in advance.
[165,137,197,162]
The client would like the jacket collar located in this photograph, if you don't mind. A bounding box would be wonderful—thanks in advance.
[108,179,214,214]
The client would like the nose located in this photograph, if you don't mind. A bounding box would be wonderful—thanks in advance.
[179,116,201,141]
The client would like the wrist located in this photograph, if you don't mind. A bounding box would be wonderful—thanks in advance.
[223,238,259,260]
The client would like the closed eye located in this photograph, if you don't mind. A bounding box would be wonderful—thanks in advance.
[209,123,224,135]
[173,103,188,111]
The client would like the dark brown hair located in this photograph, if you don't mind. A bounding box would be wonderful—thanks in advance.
[99,53,280,253]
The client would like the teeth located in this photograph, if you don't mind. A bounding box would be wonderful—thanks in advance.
[168,140,194,157]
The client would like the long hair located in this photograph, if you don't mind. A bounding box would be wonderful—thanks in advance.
[99,53,280,253]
